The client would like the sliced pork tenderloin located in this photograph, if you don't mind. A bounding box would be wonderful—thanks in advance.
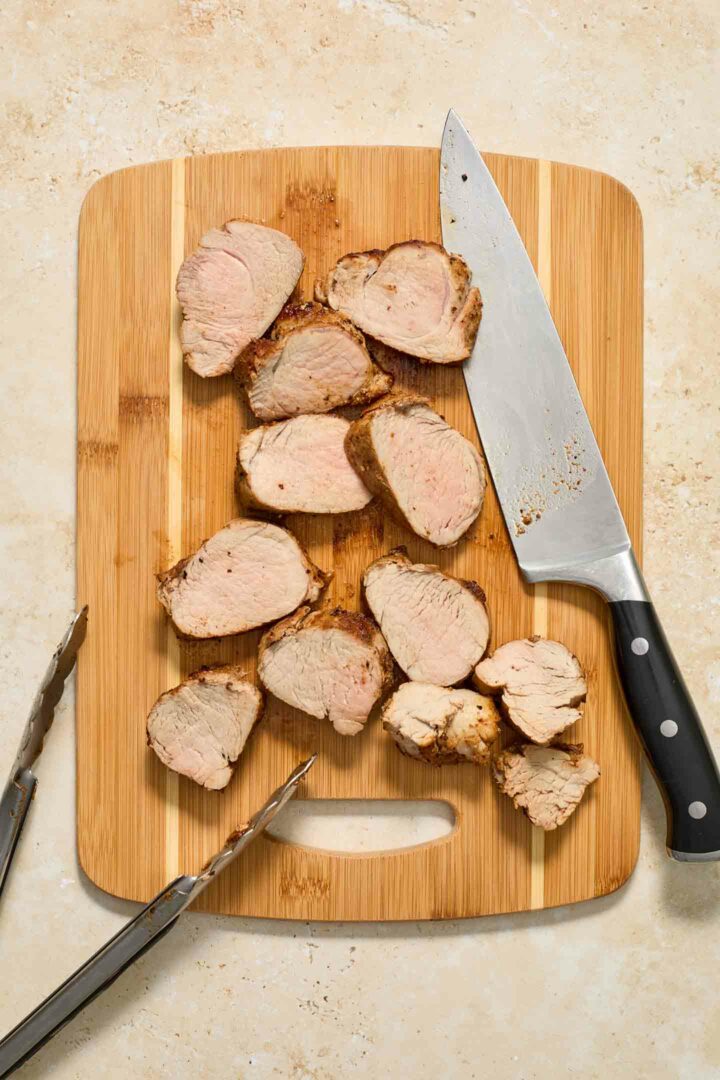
[147,666,263,790]
[492,743,600,830]
[176,221,304,377]
[317,241,482,363]
[363,549,490,686]
[157,518,328,639]
[383,682,500,766]
[474,637,587,745]
[236,302,393,419]
[257,606,393,736]
[346,395,486,547]
[236,414,371,515]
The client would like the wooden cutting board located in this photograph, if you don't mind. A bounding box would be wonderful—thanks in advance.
[77,146,643,920]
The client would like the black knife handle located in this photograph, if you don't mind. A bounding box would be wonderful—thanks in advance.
[610,600,720,859]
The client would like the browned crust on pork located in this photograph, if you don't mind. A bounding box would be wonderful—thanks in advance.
[234,301,394,407]
[156,527,330,640]
[258,605,395,692]
[351,392,432,418]
[270,301,364,343]
[345,396,440,540]
[233,337,280,387]
[456,288,483,356]
[234,451,262,512]
[157,554,192,595]
[494,740,587,769]
[381,692,500,767]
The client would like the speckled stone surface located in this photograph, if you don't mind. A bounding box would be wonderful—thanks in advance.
[1,2,719,1077]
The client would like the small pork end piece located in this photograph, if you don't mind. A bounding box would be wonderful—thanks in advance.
[257,606,393,736]
[147,666,263,790]
[176,220,304,378]
[362,548,490,686]
[346,394,486,547]
[383,682,500,765]
[474,637,587,745]
[492,742,600,830]
[236,301,393,419]
[318,240,482,363]
[157,518,328,639]
[236,413,372,515]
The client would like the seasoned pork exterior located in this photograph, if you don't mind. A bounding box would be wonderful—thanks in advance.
[236,414,371,515]
[257,606,393,736]
[346,395,486,547]
[382,682,500,765]
[317,241,482,363]
[492,743,600,830]
[474,637,587,745]
[236,302,392,419]
[157,519,327,639]
[363,549,490,686]
[147,666,263,790]
[176,221,304,377]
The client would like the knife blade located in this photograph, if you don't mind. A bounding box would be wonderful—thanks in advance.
[441,110,720,861]
[0,754,316,1078]
[0,607,88,899]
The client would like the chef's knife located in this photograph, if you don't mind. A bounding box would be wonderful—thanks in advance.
[440,110,720,861]
[0,607,88,900]
[0,754,316,1078]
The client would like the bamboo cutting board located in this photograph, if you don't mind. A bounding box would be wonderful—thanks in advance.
[77,146,643,920]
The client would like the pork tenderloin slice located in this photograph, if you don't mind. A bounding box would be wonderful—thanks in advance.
[236,302,393,419]
[176,220,304,378]
[474,637,587,745]
[346,395,486,547]
[383,682,500,765]
[257,606,393,736]
[236,414,371,515]
[147,666,263,790]
[492,742,600,830]
[157,518,328,639]
[363,549,490,686]
[317,241,482,363]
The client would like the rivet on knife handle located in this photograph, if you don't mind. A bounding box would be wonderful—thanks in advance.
[609,596,720,860]
[441,111,720,860]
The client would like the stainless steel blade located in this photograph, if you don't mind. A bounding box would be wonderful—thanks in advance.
[10,606,89,777]
[440,111,640,597]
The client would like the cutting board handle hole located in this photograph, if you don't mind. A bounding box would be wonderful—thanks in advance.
[265,799,456,855]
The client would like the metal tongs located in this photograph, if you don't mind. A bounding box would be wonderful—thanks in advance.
[0,608,88,898]
[0,610,316,1077]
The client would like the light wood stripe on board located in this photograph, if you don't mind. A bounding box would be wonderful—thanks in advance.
[530,158,553,911]
[165,156,185,880]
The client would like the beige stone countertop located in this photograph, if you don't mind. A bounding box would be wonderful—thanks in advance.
[1,2,719,1077]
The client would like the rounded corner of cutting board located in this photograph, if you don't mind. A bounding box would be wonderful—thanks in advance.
[78,157,179,230]
[76,831,145,906]
[77,144,644,921]
[596,828,642,900]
